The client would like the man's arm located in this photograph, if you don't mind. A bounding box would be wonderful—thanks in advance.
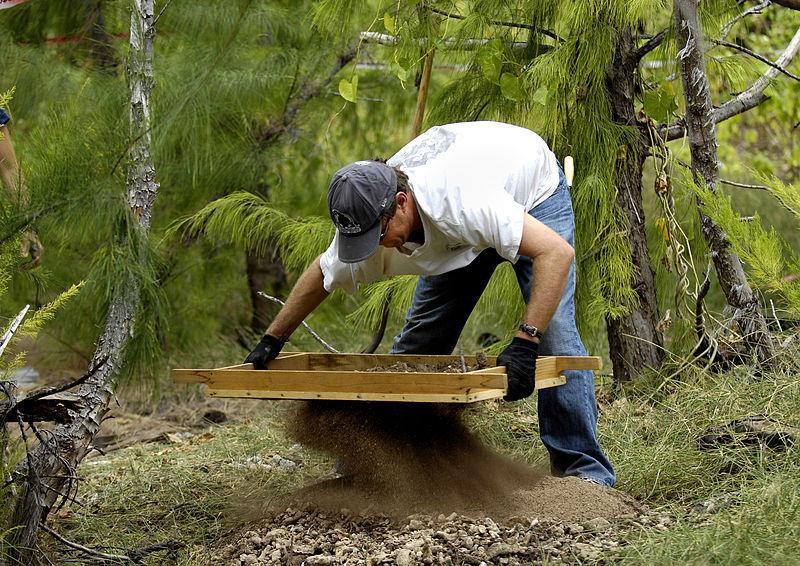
[497,212,573,401]
[245,255,330,368]
[516,212,574,342]
[264,255,330,340]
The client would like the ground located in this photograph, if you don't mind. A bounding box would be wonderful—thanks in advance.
[20,345,800,564]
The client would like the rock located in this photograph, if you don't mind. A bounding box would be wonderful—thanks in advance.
[408,519,425,530]
[239,553,257,565]
[573,542,600,561]
[292,544,315,555]
[486,543,521,560]
[395,548,414,566]
[582,518,611,532]
[203,409,227,423]
[305,556,335,565]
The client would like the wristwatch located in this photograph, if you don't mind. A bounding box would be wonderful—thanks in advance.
[518,323,544,340]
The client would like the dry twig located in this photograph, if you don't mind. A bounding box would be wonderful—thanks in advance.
[256,291,339,353]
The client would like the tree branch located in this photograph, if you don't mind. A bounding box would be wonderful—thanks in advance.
[710,38,800,81]
[359,31,529,50]
[424,5,561,41]
[633,29,667,63]
[41,523,129,562]
[254,45,357,147]
[256,291,339,353]
[771,0,800,10]
[722,0,771,41]
[0,304,30,358]
[661,26,800,141]
[720,178,770,190]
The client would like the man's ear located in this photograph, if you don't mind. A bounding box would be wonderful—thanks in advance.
[395,191,408,210]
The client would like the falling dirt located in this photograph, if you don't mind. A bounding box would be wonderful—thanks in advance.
[281,401,638,523]
[218,401,644,564]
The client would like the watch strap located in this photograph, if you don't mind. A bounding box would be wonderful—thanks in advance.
[518,323,544,340]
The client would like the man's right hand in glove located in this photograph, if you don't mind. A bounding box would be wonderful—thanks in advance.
[497,337,539,401]
[244,334,284,369]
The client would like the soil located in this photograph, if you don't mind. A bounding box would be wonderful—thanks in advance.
[364,353,491,374]
[214,400,647,564]
[281,401,638,521]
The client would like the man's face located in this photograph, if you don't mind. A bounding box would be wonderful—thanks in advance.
[378,192,414,250]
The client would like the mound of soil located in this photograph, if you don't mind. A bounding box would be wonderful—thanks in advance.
[281,401,638,522]
[218,401,647,564]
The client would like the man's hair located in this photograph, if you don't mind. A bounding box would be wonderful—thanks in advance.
[373,158,409,218]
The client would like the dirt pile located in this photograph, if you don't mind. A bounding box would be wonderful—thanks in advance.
[283,401,638,521]
[217,506,668,565]
[218,401,645,564]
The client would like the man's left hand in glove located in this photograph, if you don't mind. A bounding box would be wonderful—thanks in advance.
[497,337,539,401]
[244,334,285,370]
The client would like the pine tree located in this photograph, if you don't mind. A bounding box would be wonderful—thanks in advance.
[3,2,159,561]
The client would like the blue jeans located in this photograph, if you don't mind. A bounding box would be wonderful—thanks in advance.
[391,169,615,486]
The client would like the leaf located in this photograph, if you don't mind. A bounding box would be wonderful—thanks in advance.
[338,76,358,103]
[655,217,670,241]
[392,53,412,87]
[500,72,525,101]
[477,40,503,85]
[383,12,396,35]
[531,87,547,106]
[394,64,409,85]
[642,84,678,123]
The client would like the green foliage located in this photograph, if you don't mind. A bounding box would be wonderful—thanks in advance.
[642,83,678,123]
[0,94,83,535]
[693,175,800,319]
[169,192,334,274]
[338,76,359,103]
[345,275,418,331]
[621,474,800,564]
[1,0,798,379]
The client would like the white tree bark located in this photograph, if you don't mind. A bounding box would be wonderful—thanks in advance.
[664,25,800,141]
[4,2,159,564]
[673,0,773,364]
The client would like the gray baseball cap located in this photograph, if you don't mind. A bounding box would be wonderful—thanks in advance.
[327,161,397,263]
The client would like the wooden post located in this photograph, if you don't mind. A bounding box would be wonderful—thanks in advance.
[411,49,435,138]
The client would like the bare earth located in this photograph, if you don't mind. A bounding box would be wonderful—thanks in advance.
[215,401,651,565]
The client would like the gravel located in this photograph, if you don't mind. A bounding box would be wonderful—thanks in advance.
[216,505,666,565]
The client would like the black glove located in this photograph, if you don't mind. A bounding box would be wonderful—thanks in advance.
[244,334,284,369]
[497,337,539,401]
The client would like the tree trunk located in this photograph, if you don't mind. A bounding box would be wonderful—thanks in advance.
[82,0,118,75]
[4,3,159,563]
[604,27,665,381]
[673,0,773,363]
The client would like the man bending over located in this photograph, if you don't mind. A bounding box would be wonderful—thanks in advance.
[245,121,614,486]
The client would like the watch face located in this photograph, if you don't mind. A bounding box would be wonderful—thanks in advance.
[520,324,542,338]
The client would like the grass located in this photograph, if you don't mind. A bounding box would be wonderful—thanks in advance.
[36,340,800,564]
[50,404,332,564]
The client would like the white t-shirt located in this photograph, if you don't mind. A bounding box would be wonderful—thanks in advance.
[320,121,560,293]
